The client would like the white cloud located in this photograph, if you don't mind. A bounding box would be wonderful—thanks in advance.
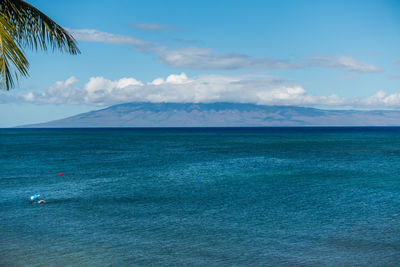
[308,56,381,73]
[148,77,164,86]
[5,73,400,108]
[389,74,400,79]
[363,91,400,107]
[148,73,192,85]
[25,76,85,105]
[132,23,175,32]
[67,28,153,52]
[68,28,381,73]
[157,47,299,70]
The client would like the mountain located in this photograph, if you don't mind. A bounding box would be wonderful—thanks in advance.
[19,102,400,127]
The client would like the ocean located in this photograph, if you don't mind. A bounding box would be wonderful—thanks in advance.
[1,128,399,266]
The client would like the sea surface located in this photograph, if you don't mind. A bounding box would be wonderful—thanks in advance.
[0,128,399,266]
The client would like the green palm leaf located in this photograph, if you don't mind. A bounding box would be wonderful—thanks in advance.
[0,14,28,89]
[0,0,80,90]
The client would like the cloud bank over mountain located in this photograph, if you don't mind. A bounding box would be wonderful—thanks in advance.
[3,73,400,109]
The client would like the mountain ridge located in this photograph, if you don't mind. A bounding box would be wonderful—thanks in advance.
[19,102,400,127]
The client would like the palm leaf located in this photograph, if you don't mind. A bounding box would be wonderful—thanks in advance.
[0,14,28,90]
[0,0,80,90]
[0,0,80,54]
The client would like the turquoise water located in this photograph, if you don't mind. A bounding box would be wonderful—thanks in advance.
[1,128,399,266]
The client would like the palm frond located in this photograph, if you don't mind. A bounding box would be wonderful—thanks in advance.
[0,0,80,54]
[0,0,80,90]
[0,14,28,90]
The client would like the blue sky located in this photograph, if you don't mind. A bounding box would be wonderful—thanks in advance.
[0,0,399,127]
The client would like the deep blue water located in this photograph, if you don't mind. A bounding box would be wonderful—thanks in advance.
[1,128,399,266]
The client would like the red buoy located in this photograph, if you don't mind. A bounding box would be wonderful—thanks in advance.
[58,171,63,176]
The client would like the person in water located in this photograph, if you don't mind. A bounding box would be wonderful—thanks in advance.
[30,194,46,204]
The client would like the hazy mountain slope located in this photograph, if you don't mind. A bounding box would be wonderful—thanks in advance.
[20,102,400,127]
